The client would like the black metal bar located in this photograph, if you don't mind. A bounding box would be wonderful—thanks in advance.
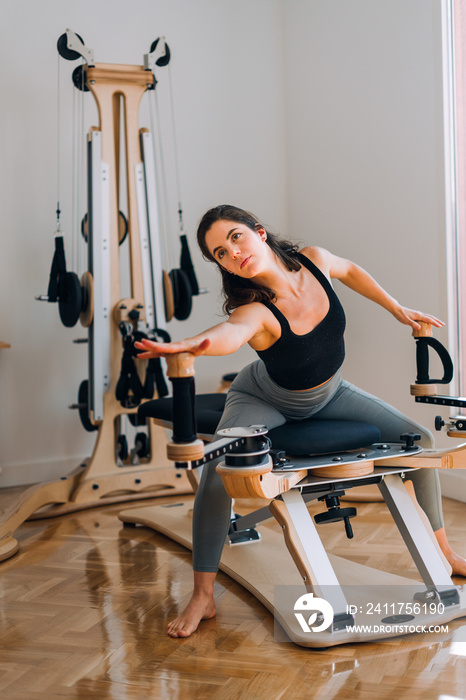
[189,437,247,469]
[415,395,466,408]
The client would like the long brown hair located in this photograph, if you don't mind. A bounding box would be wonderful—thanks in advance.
[197,204,301,314]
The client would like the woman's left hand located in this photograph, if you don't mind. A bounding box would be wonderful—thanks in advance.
[392,306,444,331]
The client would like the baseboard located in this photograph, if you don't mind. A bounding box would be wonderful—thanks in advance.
[439,470,466,504]
[0,456,83,488]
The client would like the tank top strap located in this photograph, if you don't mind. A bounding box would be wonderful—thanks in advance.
[263,301,291,331]
[296,252,335,295]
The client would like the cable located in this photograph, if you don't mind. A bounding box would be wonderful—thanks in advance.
[167,61,185,235]
[56,53,62,235]
[149,88,173,268]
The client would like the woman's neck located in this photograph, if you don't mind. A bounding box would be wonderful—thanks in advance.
[253,256,302,300]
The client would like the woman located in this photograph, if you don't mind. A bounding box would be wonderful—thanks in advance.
[136,204,466,638]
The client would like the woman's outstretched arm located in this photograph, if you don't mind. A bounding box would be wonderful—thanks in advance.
[135,302,268,359]
[302,246,444,331]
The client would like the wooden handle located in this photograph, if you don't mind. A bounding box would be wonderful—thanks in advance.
[412,322,433,338]
[165,353,196,378]
[167,439,205,462]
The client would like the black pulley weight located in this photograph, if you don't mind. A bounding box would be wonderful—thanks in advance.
[169,268,192,321]
[58,271,83,327]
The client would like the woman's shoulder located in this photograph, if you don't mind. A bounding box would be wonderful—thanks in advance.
[228,301,280,342]
[298,246,332,274]
[228,301,272,320]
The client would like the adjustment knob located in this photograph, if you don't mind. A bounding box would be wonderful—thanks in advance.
[435,415,445,431]
[400,432,421,450]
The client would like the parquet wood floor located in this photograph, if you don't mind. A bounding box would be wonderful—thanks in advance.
[0,494,465,699]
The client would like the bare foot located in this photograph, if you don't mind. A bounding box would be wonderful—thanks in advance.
[445,550,466,577]
[434,528,466,577]
[167,592,216,638]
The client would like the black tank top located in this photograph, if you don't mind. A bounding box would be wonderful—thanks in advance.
[256,253,346,390]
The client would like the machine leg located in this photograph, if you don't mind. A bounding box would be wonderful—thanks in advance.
[279,489,353,627]
[378,474,459,605]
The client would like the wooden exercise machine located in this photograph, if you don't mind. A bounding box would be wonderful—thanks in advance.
[120,326,466,647]
[0,30,202,563]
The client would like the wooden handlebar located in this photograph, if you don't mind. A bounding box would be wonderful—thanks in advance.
[412,322,433,338]
[165,352,196,378]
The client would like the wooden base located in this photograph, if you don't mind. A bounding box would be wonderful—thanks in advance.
[118,500,466,648]
[410,384,438,396]
[311,460,374,479]
[0,448,192,563]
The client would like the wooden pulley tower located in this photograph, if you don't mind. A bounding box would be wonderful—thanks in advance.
[0,30,196,563]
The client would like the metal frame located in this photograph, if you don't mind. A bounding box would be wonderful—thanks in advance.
[139,130,167,334]
[88,131,111,422]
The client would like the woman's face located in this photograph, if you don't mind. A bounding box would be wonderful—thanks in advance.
[204,219,268,277]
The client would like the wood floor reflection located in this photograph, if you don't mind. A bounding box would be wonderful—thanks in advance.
[0,494,465,699]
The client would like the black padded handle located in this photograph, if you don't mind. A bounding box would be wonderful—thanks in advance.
[170,377,197,443]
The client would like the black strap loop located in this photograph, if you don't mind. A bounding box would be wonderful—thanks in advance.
[116,331,145,408]
[415,337,454,385]
[116,326,170,407]
[143,358,168,399]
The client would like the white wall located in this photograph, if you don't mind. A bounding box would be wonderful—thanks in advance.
[1,0,463,496]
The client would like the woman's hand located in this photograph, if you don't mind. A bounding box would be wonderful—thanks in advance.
[391,305,444,331]
[135,338,211,360]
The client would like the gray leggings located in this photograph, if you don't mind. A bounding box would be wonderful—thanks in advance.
[192,360,443,572]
